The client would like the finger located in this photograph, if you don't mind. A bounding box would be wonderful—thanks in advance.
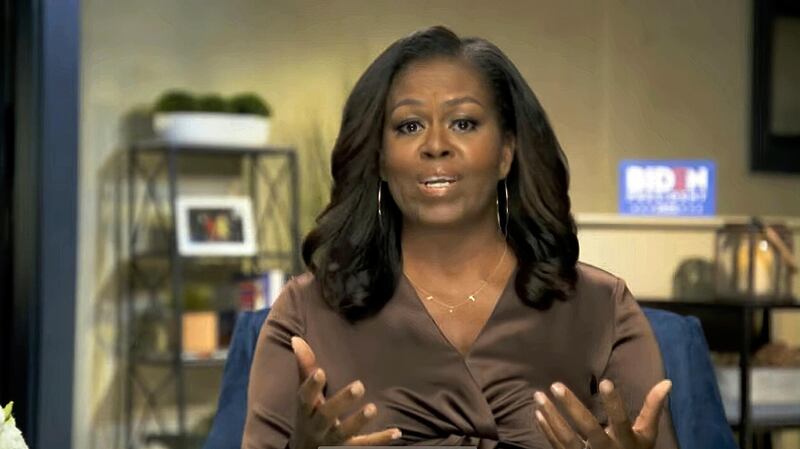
[535,409,567,449]
[632,380,672,444]
[550,383,610,447]
[337,403,378,439]
[297,367,326,414]
[291,336,318,380]
[534,391,584,449]
[598,379,636,447]
[344,428,402,446]
[318,380,366,422]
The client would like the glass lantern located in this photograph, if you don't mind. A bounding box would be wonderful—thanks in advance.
[714,220,796,301]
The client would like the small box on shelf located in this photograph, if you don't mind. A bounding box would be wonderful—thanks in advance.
[182,311,219,355]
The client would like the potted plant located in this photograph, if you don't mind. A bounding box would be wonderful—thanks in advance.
[152,90,273,147]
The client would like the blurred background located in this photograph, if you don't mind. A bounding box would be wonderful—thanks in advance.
[2,1,799,448]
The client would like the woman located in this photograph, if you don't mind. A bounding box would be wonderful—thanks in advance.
[243,26,678,449]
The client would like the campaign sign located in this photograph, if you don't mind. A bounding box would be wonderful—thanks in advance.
[619,160,716,216]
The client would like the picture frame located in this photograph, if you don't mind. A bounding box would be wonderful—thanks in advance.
[175,196,257,256]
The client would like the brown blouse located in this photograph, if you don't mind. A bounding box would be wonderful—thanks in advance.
[242,263,679,449]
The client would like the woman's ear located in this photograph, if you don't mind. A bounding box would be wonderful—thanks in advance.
[499,133,515,179]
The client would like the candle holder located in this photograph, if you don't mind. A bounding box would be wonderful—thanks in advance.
[714,219,796,301]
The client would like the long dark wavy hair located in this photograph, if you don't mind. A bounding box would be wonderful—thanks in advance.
[302,26,579,322]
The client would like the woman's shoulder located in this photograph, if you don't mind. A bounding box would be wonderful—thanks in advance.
[574,261,626,298]
[277,271,322,303]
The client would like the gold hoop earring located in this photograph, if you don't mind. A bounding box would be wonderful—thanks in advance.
[377,182,383,229]
[496,190,502,232]
[497,179,509,238]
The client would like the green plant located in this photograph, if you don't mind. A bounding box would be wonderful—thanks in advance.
[183,284,215,311]
[153,90,272,117]
[228,93,272,117]
[154,90,197,112]
[196,94,229,113]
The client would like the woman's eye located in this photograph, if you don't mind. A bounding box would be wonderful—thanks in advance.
[397,120,423,135]
[452,119,477,132]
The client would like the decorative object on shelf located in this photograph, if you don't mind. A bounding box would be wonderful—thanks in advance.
[175,196,257,257]
[182,311,219,356]
[182,283,218,357]
[672,257,716,301]
[237,269,286,311]
[152,89,273,147]
[714,218,797,300]
[0,402,29,449]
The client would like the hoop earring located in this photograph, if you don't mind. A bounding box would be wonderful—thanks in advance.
[497,179,509,238]
[377,182,383,229]
[496,189,501,232]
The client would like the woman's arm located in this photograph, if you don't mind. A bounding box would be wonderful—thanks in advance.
[600,279,679,449]
[242,280,305,449]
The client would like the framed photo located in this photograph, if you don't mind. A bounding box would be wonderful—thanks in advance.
[175,196,257,256]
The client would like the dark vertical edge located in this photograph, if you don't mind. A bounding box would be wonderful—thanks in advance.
[125,147,135,447]
[250,153,258,273]
[167,148,186,439]
[13,0,79,445]
[0,0,17,413]
[35,0,80,447]
[750,0,779,172]
[289,150,301,274]
[739,306,753,449]
[12,0,41,441]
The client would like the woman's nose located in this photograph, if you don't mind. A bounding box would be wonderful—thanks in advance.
[420,125,452,159]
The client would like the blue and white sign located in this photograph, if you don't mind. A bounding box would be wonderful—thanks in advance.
[619,160,716,216]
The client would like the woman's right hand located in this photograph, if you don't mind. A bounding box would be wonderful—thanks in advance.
[290,336,402,449]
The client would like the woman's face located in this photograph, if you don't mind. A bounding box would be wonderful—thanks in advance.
[381,57,514,230]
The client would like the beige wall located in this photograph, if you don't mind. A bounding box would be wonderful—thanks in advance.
[75,1,800,447]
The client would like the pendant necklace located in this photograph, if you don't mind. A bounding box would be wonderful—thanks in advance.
[404,245,508,314]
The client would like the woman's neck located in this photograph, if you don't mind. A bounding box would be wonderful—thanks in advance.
[401,214,509,285]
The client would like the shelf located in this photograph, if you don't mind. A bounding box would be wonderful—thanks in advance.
[132,250,296,262]
[133,139,295,156]
[639,298,800,310]
[145,432,208,449]
[727,404,800,430]
[137,350,228,368]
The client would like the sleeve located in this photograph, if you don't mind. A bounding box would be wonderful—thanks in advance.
[242,279,306,449]
[601,278,679,449]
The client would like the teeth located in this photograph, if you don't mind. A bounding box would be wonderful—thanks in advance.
[423,177,455,184]
[424,180,454,187]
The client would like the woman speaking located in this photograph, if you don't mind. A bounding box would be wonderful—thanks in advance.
[242,26,678,449]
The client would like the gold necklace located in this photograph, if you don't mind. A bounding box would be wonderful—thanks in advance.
[404,245,508,314]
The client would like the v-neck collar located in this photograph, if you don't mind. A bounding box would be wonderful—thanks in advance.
[400,268,516,358]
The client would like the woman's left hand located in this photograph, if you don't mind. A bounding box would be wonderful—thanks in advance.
[533,379,672,449]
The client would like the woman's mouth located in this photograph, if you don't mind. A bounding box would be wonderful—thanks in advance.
[419,176,458,196]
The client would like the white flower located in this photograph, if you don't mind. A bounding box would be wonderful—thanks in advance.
[0,403,29,449]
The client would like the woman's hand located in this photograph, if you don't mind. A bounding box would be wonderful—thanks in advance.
[289,336,402,449]
[533,379,671,449]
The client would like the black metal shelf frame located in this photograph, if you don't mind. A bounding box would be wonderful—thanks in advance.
[123,142,301,448]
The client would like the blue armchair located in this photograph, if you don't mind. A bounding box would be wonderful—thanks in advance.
[203,307,737,449]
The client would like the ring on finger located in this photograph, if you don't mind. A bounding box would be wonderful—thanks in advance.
[327,418,346,441]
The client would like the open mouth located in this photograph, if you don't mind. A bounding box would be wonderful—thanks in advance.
[421,177,457,188]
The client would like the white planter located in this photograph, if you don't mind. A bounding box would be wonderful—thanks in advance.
[153,112,271,147]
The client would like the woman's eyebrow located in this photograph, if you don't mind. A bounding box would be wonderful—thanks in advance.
[389,98,424,112]
[442,96,483,108]
[390,96,483,112]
